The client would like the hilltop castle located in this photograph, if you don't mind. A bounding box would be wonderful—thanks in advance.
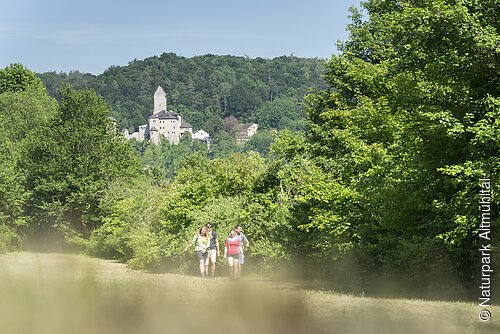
[124,86,193,144]
[124,86,260,146]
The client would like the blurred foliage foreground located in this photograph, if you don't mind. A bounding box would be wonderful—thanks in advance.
[1,252,498,334]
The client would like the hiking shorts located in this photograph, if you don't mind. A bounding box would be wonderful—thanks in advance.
[208,249,217,263]
[195,251,208,261]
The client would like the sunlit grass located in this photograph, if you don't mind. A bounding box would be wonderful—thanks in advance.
[0,252,498,334]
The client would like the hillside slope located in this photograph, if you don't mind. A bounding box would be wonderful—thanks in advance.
[38,53,326,132]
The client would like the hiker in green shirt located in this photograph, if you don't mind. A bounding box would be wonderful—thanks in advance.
[183,226,211,278]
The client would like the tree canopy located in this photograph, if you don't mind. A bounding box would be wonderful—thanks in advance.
[38,54,326,134]
[0,63,46,94]
[302,0,499,297]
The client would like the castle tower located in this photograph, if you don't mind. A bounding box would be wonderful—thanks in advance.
[150,126,160,145]
[154,86,167,114]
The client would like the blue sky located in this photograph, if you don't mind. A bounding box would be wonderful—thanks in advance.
[0,0,361,74]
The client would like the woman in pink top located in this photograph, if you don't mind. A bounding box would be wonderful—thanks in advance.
[224,229,242,280]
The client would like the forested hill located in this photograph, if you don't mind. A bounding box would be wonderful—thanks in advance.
[38,53,327,132]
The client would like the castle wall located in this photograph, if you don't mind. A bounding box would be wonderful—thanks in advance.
[149,117,182,145]
[150,130,160,145]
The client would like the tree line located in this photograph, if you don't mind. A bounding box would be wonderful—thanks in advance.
[1,0,498,301]
[38,54,326,134]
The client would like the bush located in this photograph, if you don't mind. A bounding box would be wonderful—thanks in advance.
[0,225,20,253]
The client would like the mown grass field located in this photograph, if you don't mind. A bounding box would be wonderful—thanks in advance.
[0,252,497,334]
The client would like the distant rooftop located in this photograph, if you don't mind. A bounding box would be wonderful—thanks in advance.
[154,85,166,96]
[149,110,179,119]
[239,123,257,130]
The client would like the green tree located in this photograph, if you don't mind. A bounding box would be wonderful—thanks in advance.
[243,130,276,157]
[0,63,46,94]
[255,97,306,131]
[0,91,57,229]
[0,133,24,252]
[209,130,240,158]
[304,0,499,296]
[25,86,141,240]
[0,65,56,251]
[86,176,166,266]
[202,114,223,135]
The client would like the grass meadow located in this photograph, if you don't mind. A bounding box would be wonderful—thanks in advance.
[0,252,498,334]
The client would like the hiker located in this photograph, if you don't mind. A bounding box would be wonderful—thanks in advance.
[183,226,210,278]
[205,223,220,279]
[224,229,242,280]
[235,225,250,279]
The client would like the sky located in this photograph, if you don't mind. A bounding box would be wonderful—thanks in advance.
[0,0,361,74]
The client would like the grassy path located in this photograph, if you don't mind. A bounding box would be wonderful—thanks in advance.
[0,252,497,334]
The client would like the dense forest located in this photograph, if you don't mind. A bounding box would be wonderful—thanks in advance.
[1,0,498,301]
[38,54,327,133]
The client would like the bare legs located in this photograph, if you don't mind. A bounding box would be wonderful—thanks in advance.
[235,253,243,279]
[227,256,237,280]
[235,262,241,279]
[206,250,216,279]
[199,259,205,277]
[210,261,216,278]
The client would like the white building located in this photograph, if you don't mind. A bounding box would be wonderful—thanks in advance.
[193,129,210,141]
[123,128,140,140]
[138,125,147,140]
[235,123,259,144]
